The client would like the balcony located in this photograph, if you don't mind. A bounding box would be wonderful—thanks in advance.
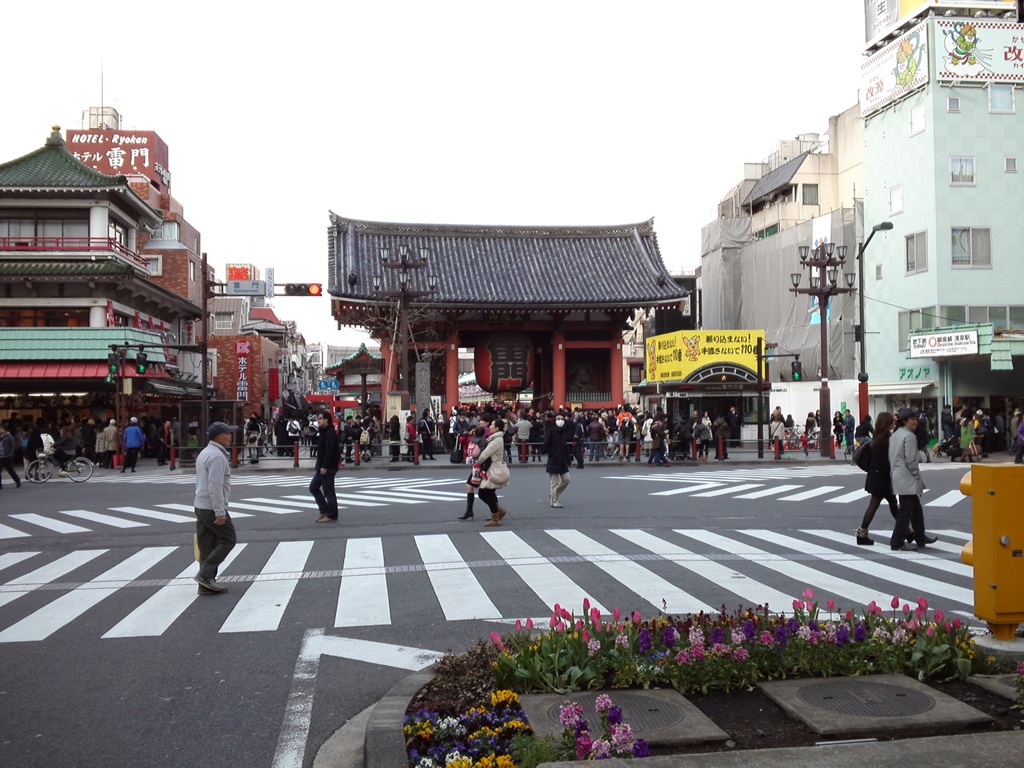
[0,236,147,268]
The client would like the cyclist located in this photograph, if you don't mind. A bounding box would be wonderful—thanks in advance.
[52,426,77,477]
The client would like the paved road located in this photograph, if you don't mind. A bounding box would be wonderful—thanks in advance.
[0,459,981,767]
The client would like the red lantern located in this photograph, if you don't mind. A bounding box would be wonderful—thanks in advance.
[474,332,534,393]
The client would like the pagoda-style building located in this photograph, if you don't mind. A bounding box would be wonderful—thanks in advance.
[326,214,685,416]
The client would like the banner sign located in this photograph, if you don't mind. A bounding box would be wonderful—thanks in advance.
[935,19,1024,81]
[861,21,929,116]
[908,329,979,358]
[645,330,765,383]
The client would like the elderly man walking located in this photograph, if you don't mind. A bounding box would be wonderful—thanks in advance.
[888,408,938,552]
[193,422,238,594]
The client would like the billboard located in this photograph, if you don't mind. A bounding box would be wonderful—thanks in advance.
[909,329,979,358]
[935,18,1024,81]
[865,1,1016,48]
[65,129,171,190]
[861,21,929,115]
[645,330,765,383]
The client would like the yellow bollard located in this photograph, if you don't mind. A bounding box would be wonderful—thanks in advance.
[959,464,1024,641]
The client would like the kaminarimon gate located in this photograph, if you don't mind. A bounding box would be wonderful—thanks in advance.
[326,214,685,416]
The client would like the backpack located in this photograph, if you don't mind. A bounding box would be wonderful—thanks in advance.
[855,441,872,472]
[465,440,483,461]
[359,428,371,445]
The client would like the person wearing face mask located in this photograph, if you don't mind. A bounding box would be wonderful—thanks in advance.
[543,412,572,508]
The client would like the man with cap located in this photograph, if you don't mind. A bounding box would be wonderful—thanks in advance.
[888,407,938,551]
[193,421,238,594]
[121,416,145,473]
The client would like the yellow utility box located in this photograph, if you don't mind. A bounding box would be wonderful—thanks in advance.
[959,464,1024,640]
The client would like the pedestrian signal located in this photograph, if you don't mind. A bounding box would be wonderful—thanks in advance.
[283,283,323,296]
[135,352,148,375]
[791,360,803,381]
[107,352,120,375]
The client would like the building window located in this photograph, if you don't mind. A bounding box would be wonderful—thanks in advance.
[888,184,904,215]
[1010,306,1024,329]
[939,305,967,326]
[108,220,127,245]
[989,84,1014,113]
[189,260,196,282]
[153,221,180,241]
[947,96,960,113]
[949,156,975,185]
[144,255,162,276]
[1006,157,1017,173]
[967,306,989,324]
[909,103,925,135]
[905,231,927,274]
[801,184,819,206]
[875,263,882,280]
[951,226,992,268]
[898,310,909,351]
[989,306,1008,328]
[629,365,643,385]
[214,312,233,330]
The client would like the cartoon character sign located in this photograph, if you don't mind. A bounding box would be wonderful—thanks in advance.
[682,336,701,363]
[892,29,925,89]
[942,21,992,73]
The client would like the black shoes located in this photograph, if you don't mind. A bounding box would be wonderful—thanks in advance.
[919,535,938,545]
[194,574,227,592]
[892,542,918,551]
[457,511,473,521]
[856,528,874,546]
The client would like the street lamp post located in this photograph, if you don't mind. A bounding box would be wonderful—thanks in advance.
[372,245,438,414]
[856,221,893,421]
[790,242,857,458]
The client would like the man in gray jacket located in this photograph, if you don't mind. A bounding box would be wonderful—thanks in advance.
[193,421,238,594]
[888,408,937,551]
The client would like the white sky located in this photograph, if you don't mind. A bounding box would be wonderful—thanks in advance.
[1,0,868,347]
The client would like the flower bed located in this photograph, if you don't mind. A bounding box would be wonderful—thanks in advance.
[406,590,1017,766]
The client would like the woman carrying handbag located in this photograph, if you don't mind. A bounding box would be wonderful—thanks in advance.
[475,417,511,527]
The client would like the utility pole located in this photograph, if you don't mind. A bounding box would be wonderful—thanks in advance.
[200,251,211,443]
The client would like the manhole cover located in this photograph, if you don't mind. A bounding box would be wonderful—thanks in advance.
[797,681,935,716]
[545,692,686,732]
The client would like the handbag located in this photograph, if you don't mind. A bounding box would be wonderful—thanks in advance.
[487,460,510,486]
[469,463,484,487]
[449,443,464,464]
[854,441,872,472]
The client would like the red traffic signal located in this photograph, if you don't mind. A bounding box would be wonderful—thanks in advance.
[283,283,323,296]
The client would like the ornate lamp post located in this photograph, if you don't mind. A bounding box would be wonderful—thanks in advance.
[372,245,438,412]
[856,221,893,420]
[790,242,856,458]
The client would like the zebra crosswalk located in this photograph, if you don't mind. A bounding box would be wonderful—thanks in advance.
[0,478,467,539]
[0,527,978,644]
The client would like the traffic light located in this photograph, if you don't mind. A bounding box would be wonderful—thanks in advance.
[135,352,148,375]
[791,360,803,381]
[283,283,323,296]
[107,352,120,376]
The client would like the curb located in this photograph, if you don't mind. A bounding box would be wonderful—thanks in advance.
[362,665,437,768]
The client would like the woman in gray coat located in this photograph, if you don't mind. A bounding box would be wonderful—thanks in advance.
[888,408,937,551]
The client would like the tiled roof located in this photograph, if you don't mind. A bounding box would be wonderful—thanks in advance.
[0,328,168,363]
[0,127,163,226]
[743,152,808,207]
[327,215,686,309]
[0,260,137,277]
[250,307,282,324]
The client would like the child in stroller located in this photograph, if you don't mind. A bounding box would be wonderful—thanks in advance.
[933,433,961,461]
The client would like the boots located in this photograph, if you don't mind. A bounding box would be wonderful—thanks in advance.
[484,513,502,527]
[497,505,508,520]
[856,527,874,546]
[458,493,474,521]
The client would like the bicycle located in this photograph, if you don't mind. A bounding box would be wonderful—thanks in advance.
[26,452,94,484]
[843,438,864,465]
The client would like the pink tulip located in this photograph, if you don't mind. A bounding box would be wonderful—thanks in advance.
[903,603,911,613]
[845,609,853,621]
[591,607,601,625]
[872,605,883,616]
[576,620,584,631]
[582,629,590,643]
[613,607,621,621]
[632,611,641,624]
[490,631,504,650]
[515,619,522,632]
[554,603,562,616]
[952,617,962,629]
[891,596,900,609]
[945,621,952,632]
[803,588,814,601]
[917,597,928,611]
[925,626,935,638]
[915,607,924,619]
[583,598,590,613]
[933,610,944,622]
[826,599,835,611]
[561,607,573,620]
[793,600,804,611]
[526,618,534,629]
[550,615,559,628]
[867,601,878,613]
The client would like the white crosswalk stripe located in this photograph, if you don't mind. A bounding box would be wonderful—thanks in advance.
[0,527,981,643]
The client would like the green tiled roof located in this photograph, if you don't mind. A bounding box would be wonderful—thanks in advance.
[0,127,163,225]
[0,328,168,363]
[0,261,137,277]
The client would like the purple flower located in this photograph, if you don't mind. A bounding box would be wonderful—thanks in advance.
[809,620,819,632]
[607,706,623,726]
[774,625,789,646]
[853,622,868,642]
[638,628,652,653]
[710,626,725,645]
[594,693,613,713]
[575,734,593,760]
[743,619,756,640]
[633,739,651,757]
[662,626,677,647]
[786,618,800,634]
[835,623,850,646]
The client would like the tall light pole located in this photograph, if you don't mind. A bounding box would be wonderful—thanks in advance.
[856,221,893,421]
[790,242,857,458]
[372,245,438,415]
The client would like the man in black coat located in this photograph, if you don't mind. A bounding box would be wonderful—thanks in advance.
[543,413,573,508]
[310,411,340,523]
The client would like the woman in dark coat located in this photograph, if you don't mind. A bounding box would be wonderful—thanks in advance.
[543,414,573,507]
[856,411,899,545]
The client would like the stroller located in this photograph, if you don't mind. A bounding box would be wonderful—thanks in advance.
[933,433,962,461]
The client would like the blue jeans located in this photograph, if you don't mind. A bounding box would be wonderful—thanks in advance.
[649,446,668,465]
[309,469,338,519]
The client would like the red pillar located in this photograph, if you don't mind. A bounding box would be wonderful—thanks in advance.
[610,340,624,406]
[444,334,459,413]
[552,330,566,407]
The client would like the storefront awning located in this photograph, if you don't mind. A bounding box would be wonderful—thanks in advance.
[0,362,171,379]
[869,381,938,395]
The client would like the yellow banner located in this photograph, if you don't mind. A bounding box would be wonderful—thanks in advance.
[645,330,765,383]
